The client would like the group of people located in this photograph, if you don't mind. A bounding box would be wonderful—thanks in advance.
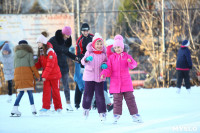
[0,22,192,123]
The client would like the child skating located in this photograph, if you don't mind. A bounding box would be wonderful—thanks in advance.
[11,40,40,116]
[0,42,14,103]
[35,34,62,113]
[81,33,108,121]
[101,35,142,124]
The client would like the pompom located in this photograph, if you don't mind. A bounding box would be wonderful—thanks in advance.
[114,35,123,40]
[106,39,114,46]
[92,33,103,42]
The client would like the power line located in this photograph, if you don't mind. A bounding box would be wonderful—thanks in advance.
[79,8,200,13]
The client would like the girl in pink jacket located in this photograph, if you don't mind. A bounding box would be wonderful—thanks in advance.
[101,35,142,124]
[81,33,107,121]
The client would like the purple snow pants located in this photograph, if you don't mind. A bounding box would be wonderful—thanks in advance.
[82,81,106,113]
[113,92,138,115]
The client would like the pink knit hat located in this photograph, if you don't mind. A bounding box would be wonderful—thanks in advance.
[62,26,72,36]
[113,35,124,50]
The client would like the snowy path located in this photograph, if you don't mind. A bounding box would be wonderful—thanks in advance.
[0,87,200,133]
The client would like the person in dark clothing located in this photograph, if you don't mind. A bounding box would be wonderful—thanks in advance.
[74,23,94,109]
[48,26,79,111]
[176,40,192,94]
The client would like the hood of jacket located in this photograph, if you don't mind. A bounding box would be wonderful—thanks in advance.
[86,42,106,54]
[15,44,33,58]
[55,30,64,45]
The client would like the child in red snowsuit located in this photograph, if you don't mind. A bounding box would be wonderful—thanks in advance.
[35,34,62,113]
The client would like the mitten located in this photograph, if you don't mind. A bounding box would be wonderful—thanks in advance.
[86,56,93,61]
[100,64,108,69]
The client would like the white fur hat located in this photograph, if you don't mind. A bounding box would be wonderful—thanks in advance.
[36,34,48,44]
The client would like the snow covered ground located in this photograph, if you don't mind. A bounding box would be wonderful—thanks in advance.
[0,86,200,133]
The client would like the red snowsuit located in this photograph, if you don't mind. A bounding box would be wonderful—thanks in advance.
[35,42,62,110]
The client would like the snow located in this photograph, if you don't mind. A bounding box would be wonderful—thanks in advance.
[0,86,200,133]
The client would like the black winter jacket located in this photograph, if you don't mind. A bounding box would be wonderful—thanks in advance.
[49,30,76,74]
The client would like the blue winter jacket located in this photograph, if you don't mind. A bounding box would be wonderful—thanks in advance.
[74,62,85,91]
[176,46,192,70]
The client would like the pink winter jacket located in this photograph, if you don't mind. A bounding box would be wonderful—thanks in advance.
[81,42,107,82]
[101,52,137,93]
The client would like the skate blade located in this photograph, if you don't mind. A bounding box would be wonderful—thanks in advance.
[66,109,73,111]
[10,113,21,117]
[112,121,117,124]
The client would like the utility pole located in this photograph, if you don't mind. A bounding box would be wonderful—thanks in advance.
[77,0,80,37]
[162,0,165,87]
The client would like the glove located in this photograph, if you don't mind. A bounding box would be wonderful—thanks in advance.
[100,64,107,69]
[86,56,93,61]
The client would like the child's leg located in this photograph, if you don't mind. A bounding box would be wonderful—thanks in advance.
[113,93,123,115]
[27,90,34,105]
[94,82,106,113]
[14,91,24,106]
[104,90,111,105]
[91,93,96,108]
[124,92,138,115]
[61,72,70,103]
[74,83,82,108]
[183,71,191,89]
[51,79,62,110]
[42,80,51,109]
[82,81,95,109]
[176,70,184,88]
[7,80,12,95]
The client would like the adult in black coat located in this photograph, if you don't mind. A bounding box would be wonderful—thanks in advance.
[176,40,192,94]
[49,26,78,111]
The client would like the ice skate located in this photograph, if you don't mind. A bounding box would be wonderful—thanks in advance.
[7,95,12,103]
[56,109,62,113]
[31,105,37,115]
[113,114,120,124]
[66,104,73,111]
[176,88,181,94]
[50,103,55,112]
[99,113,106,122]
[83,109,89,120]
[132,114,143,123]
[11,106,21,117]
[106,103,113,112]
[187,88,191,94]
[39,108,49,114]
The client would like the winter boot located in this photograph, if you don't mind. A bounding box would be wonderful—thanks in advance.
[31,105,37,115]
[83,109,90,119]
[11,106,21,117]
[176,88,181,94]
[66,104,73,111]
[99,113,106,122]
[113,114,120,124]
[107,103,113,112]
[132,114,143,123]
[7,95,12,103]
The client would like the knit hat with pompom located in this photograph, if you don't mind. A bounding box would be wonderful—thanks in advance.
[113,35,124,50]
[92,33,103,49]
